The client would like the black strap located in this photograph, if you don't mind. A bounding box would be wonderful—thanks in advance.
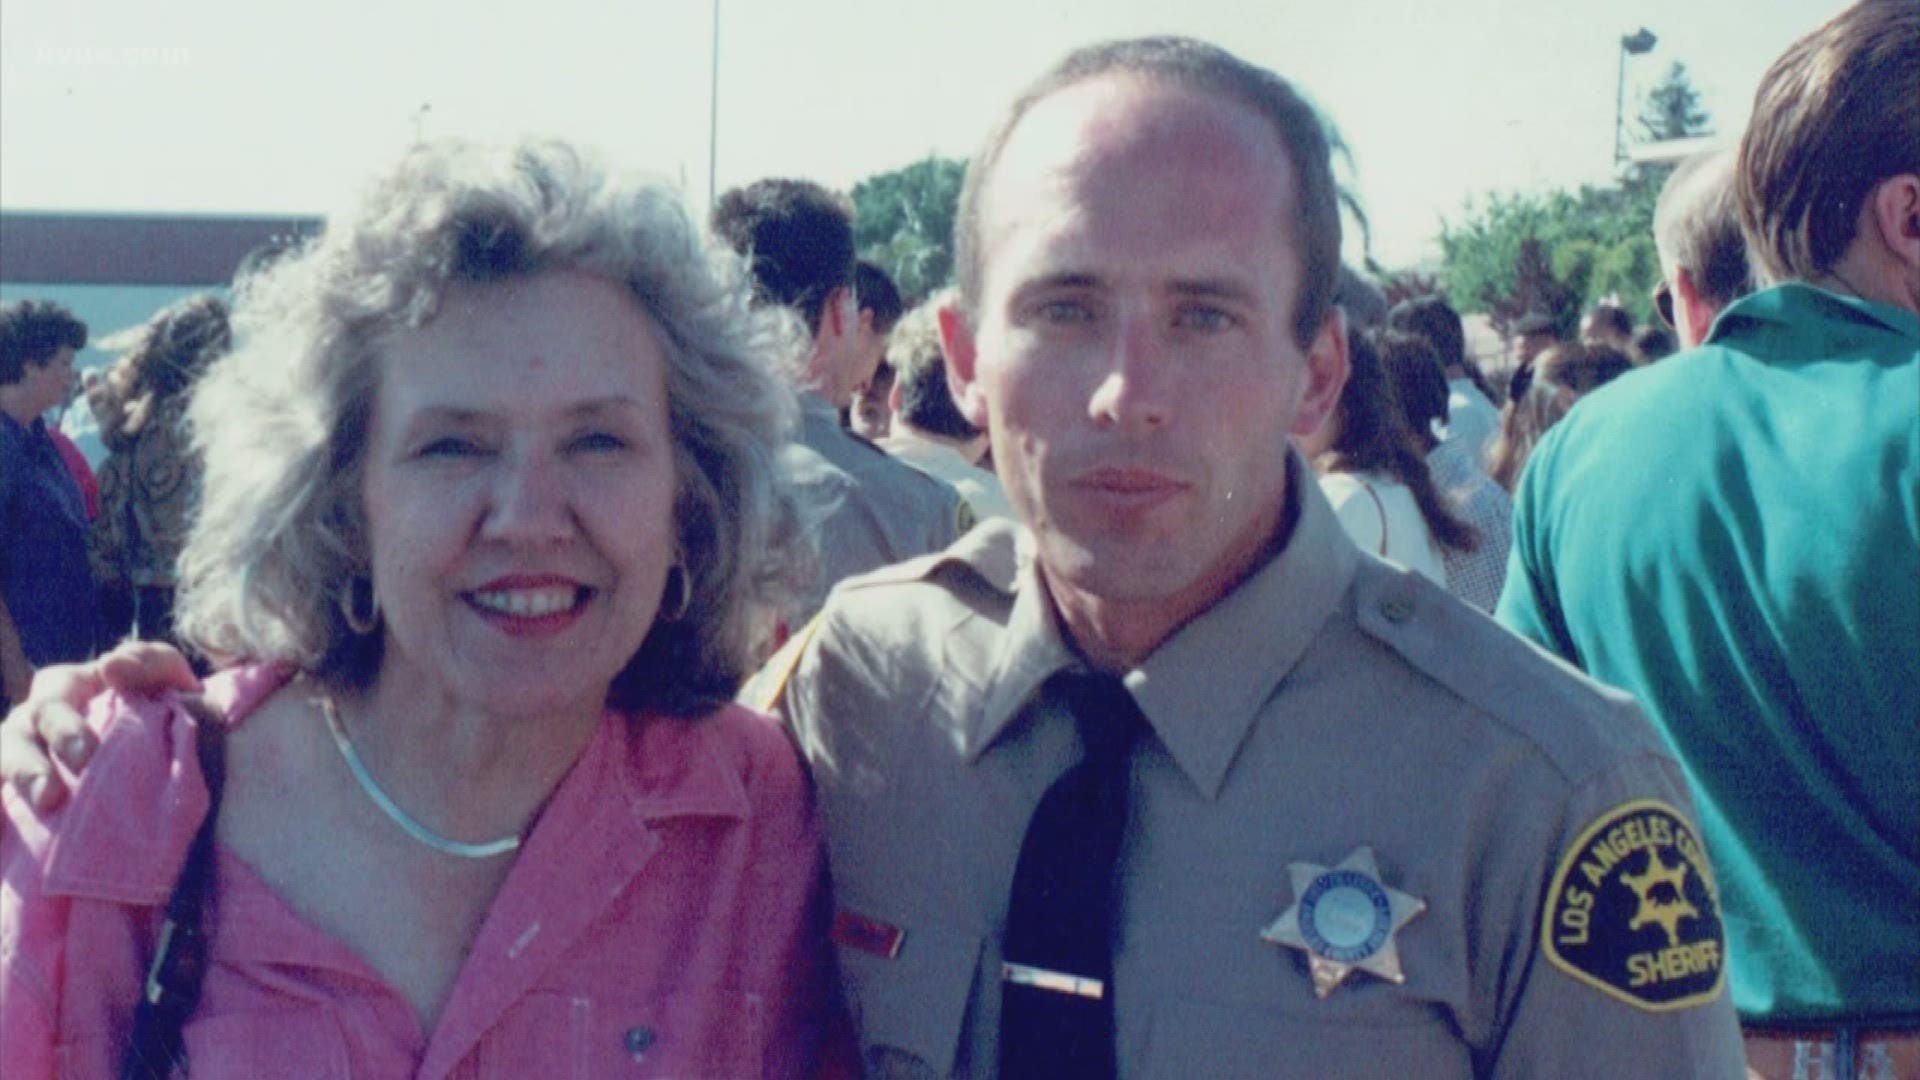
[999,671,1144,1080]
[121,698,226,1080]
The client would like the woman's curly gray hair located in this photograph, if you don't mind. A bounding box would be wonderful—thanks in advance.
[175,139,811,717]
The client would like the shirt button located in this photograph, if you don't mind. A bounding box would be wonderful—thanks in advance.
[625,1026,656,1057]
[1380,596,1415,624]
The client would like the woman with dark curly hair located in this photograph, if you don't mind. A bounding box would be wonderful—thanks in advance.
[87,294,231,651]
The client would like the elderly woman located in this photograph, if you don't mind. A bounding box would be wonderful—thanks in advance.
[0,140,831,1077]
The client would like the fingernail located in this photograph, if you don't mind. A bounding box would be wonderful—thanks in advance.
[26,775,49,808]
[58,735,89,763]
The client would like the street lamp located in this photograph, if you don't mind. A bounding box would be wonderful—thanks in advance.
[709,0,721,206]
[1614,28,1658,165]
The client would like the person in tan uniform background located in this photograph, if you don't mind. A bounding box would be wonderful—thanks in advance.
[711,180,972,635]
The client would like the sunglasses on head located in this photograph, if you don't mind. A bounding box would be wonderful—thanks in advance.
[1652,280,1676,330]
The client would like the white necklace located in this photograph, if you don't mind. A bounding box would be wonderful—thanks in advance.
[317,692,522,860]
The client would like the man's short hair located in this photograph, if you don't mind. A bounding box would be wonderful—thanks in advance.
[0,300,88,386]
[854,260,906,334]
[710,179,857,335]
[1386,296,1467,370]
[953,36,1341,349]
[887,295,980,441]
[1738,0,1920,283]
[1655,151,1752,306]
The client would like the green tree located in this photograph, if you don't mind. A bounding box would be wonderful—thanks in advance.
[1638,62,1712,143]
[1439,178,1664,328]
[1438,62,1708,332]
[850,156,967,301]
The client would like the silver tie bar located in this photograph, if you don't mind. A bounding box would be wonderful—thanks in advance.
[1001,961,1106,1000]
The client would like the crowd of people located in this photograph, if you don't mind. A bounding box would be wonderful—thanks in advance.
[0,1,1913,1077]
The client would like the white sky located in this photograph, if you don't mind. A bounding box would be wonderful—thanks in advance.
[1,0,1848,268]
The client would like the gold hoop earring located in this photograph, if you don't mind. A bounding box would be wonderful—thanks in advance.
[341,577,382,636]
[660,559,692,623]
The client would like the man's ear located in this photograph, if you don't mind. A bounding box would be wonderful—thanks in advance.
[938,301,991,430]
[1288,309,1350,440]
[1869,173,1920,272]
[1673,268,1714,348]
[822,286,854,342]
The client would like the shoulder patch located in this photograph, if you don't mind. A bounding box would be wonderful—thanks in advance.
[1541,799,1726,1011]
[738,614,825,715]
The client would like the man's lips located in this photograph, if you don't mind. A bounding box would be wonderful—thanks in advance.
[1068,467,1191,512]
[1072,467,1189,494]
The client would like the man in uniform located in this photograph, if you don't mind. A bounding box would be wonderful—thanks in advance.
[875,295,1017,524]
[711,181,971,627]
[772,37,1742,1076]
[849,262,907,439]
[1499,3,1920,1075]
[3,37,1749,1079]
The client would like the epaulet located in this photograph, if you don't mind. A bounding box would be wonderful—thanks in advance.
[739,614,825,715]
[1347,561,1653,781]
[834,517,1025,597]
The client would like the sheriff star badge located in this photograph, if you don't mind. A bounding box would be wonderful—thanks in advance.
[1262,846,1427,998]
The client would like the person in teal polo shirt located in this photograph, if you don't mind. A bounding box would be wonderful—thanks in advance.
[1498,2,1919,1074]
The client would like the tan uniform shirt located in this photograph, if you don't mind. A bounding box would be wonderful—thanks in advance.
[774,453,1744,1078]
[877,429,1018,525]
[781,393,973,624]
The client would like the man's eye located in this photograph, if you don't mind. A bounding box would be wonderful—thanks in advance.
[1035,299,1095,324]
[1174,305,1236,332]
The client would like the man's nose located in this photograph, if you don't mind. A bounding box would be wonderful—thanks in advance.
[1087,311,1171,431]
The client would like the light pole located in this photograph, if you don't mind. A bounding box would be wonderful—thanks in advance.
[708,0,721,206]
[1614,28,1658,165]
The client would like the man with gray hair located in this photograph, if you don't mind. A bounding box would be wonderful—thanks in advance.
[1651,150,1752,348]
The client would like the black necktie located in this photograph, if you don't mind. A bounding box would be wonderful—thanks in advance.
[999,670,1145,1080]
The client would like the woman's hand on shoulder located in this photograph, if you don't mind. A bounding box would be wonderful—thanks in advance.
[1,641,200,810]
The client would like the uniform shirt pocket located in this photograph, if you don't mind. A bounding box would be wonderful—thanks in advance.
[835,920,981,1079]
[176,1006,353,1079]
[1142,998,1473,1080]
[481,986,766,1079]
